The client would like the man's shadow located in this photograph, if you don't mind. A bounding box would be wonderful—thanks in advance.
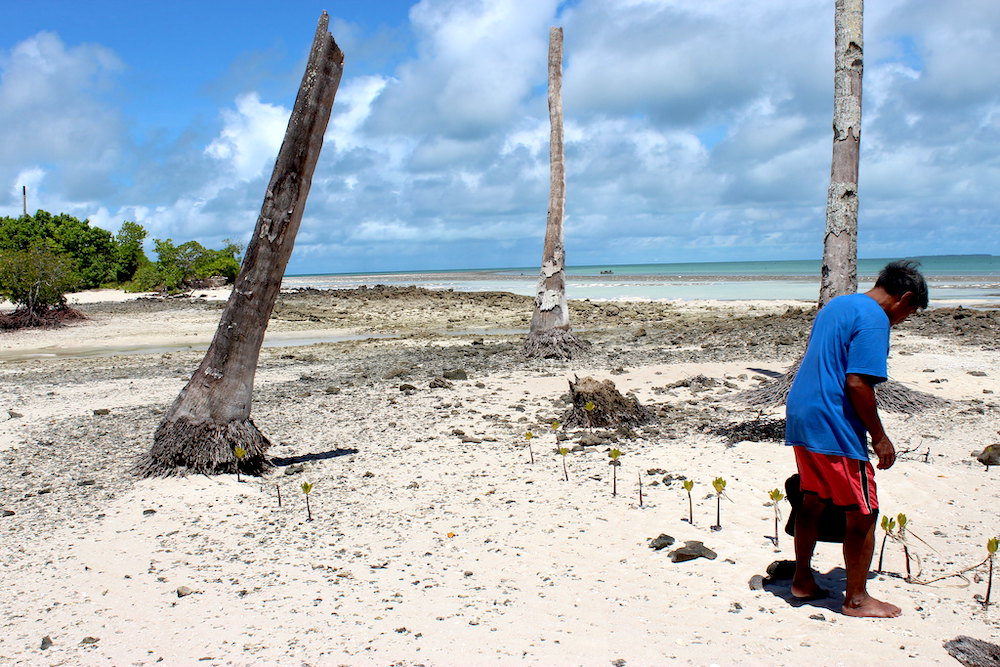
[764,566,849,613]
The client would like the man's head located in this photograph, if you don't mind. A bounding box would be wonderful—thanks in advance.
[873,260,928,325]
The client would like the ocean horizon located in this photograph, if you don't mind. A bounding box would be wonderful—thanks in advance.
[283,254,1000,305]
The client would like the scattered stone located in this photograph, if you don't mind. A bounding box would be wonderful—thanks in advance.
[284,464,307,476]
[461,435,483,443]
[974,444,1000,469]
[40,636,53,650]
[669,540,717,563]
[766,560,797,580]
[406,481,420,489]
[577,432,605,447]
[443,369,468,380]
[968,370,988,377]
[76,479,96,486]
[362,471,375,478]
[8,410,23,418]
[37,488,52,495]
[142,509,157,516]
[398,383,417,392]
[809,613,827,622]
[383,366,410,379]
[93,408,110,416]
[647,468,668,475]
[429,377,453,389]
[324,386,341,394]
[176,586,194,598]
[80,636,100,645]
[463,570,474,577]
[748,574,766,590]
[648,534,675,550]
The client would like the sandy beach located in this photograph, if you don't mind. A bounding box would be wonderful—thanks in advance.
[1,287,998,666]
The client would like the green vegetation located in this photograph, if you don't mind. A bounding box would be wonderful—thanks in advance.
[524,430,535,464]
[682,479,695,524]
[233,446,247,483]
[711,477,727,529]
[986,537,997,607]
[768,488,786,548]
[898,513,911,580]
[877,515,896,572]
[608,448,622,496]
[301,481,315,521]
[558,446,570,482]
[0,211,242,321]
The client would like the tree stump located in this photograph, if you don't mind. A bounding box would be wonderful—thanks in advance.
[561,376,655,429]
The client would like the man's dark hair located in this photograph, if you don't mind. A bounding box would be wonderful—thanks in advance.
[875,260,929,309]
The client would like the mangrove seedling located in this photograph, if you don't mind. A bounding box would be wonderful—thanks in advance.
[682,479,694,524]
[301,481,314,521]
[638,471,643,508]
[608,448,623,496]
[525,431,535,464]
[233,446,247,483]
[768,488,786,548]
[558,446,570,482]
[584,401,596,432]
[711,477,727,530]
[276,484,282,508]
[986,537,998,608]
[898,513,911,580]
[877,515,896,572]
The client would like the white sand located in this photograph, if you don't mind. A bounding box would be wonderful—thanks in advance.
[0,295,998,666]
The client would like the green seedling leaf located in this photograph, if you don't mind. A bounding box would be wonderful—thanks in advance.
[234,446,247,459]
[768,488,785,503]
[897,513,908,531]
[682,479,694,492]
[712,477,726,494]
[609,448,622,462]
[525,431,534,441]
[989,537,999,555]
[550,420,560,431]
[301,481,314,495]
[584,401,596,412]
[558,447,569,456]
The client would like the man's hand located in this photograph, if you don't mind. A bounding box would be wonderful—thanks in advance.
[872,435,896,470]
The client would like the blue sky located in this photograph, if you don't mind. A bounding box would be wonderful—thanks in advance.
[2,0,998,274]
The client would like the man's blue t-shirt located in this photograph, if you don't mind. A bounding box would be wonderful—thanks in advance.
[785,293,890,461]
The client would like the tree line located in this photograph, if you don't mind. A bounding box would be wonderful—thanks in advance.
[0,210,242,313]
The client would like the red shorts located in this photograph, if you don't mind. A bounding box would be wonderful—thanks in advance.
[793,446,878,515]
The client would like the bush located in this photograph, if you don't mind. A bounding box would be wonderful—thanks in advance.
[0,246,78,312]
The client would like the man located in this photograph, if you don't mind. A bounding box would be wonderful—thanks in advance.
[786,260,928,618]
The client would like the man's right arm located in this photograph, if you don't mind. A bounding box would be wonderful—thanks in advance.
[845,373,895,470]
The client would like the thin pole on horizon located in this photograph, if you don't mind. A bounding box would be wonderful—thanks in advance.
[22,186,27,216]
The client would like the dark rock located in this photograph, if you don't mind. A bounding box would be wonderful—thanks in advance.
[80,636,99,645]
[142,509,157,516]
[809,613,826,621]
[649,534,675,550]
[461,435,483,443]
[40,636,53,650]
[383,366,410,379]
[669,540,717,562]
[93,408,110,416]
[76,479,96,487]
[577,432,605,446]
[975,444,1000,469]
[284,464,307,476]
[398,383,417,392]
[324,386,341,395]
[443,369,468,380]
[176,586,194,597]
[969,371,988,377]
[429,377,453,389]
[1,509,14,517]
[766,560,797,580]
[748,574,766,590]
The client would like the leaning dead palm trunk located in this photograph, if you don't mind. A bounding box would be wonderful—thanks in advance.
[524,26,587,359]
[819,0,862,308]
[138,14,344,477]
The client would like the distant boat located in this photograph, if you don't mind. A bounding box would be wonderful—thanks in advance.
[600,270,614,275]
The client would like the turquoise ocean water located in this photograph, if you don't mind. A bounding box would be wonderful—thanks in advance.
[283,255,999,305]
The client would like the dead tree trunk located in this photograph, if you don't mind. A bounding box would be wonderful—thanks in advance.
[524,26,588,360]
[138,13,344,477]
[819,0,862,308]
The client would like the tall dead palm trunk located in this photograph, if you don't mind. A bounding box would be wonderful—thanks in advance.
[138,13,344,477]
[523,26,588,359]
[819,0,863,307]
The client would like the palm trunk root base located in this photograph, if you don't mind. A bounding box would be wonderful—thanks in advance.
[136,418,272,478]
[523,328,590,360]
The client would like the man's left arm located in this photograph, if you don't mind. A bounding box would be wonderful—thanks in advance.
[845,373,895,470]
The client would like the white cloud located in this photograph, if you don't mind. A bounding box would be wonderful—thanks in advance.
[204,93,289,182]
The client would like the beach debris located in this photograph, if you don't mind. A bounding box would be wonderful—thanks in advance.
[142,509,156,516]
[40,636,53,650]
[176,586,194,598]
[323,386,341,394]
[944,636,1000,667]
[969,370,988,377]
[7,410,23,419]
[80,636,99,645]
[429,377,453,389]
[561,376,655,429]
[710,415,785,444]
[443,368,468,380]
[974,444,1000,470]
[92,408,110,416]
[1,509,14,517]
[283,464,307,476]
[748,574,766,590]
[398,383,417,393]
[669,540,717,563]
[648,534,675,550]
[577,431,605,447]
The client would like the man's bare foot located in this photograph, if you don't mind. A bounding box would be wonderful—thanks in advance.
[791,572,829,600]
[842,594,902,618]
